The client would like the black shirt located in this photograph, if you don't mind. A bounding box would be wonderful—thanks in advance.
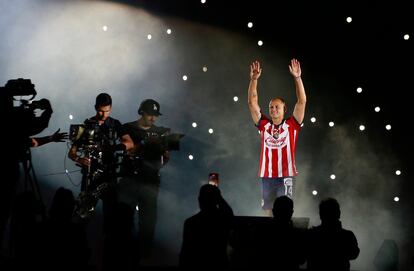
[123,120,170,172]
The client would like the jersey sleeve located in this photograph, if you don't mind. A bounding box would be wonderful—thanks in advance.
[256,113,270,131]
[286,116,301,130]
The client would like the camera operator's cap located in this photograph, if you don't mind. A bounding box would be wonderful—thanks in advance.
[208,172,219,180]
[138,99,162,116]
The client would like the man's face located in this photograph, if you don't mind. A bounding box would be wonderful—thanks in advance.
[95,105,112,121]
[142,113,158,126]
[269,99,285,119]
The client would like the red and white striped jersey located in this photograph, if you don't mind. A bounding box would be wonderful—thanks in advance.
[257,114,301,178]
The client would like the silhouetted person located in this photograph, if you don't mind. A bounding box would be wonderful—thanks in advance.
[250,196,305,269]
[306,198,360,271]
[8,191,42,267]
[179,184,234,268]
[102,201,137,271]
[36,187,90,270]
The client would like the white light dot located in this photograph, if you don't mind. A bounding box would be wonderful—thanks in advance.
[312,190,318,196]
[192,122,197,128]
[394,197,400,202]
[233,96,239,102]
[147,34,152,40]
[188,154,194,160]
[403,34,410,40]
[359,125,365,131]
[65,169,69,174]
[395,170,401,176]
[208,128,214,134]
[258,40,263,46]
[310,117,316,123]
[330,174,336,180]
[247,22,253,28]
[202,66,208,72]
[136,205,139,211]
[346,17,352,23]
[201,0,206,3]
[102,25,108,31]
[182,75,188,81]
[356,87,363,93]
[329,121,335,127]
[69,114,73,120]
[385,124,392,130]
[166,29,172,35]
[374,106,381,112]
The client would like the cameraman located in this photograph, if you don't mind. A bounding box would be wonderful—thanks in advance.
[119,99,171,262]
[0,89,67,253]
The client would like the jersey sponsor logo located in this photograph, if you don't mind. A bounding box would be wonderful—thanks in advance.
[264,129,288,149]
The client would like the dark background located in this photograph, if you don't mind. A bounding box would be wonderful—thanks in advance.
[1,0,412,269]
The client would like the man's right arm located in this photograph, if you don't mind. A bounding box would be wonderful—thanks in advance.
[248,61,262,125]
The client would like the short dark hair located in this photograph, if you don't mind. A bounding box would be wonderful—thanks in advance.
[95,93,112,109]
[319,198,341,221]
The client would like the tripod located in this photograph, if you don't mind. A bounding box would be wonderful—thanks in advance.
[20,148,46,221]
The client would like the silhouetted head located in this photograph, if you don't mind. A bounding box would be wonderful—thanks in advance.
[272,195,294,221]
[319,198,341,223]
[49,187,75,220]
[198,184,220,211]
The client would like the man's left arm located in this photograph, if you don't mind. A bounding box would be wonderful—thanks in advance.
[289,58,307,124]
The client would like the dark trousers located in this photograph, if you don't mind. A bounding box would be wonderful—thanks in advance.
[117,171,160,259]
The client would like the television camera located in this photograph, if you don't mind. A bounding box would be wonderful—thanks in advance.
[1,78,53,158]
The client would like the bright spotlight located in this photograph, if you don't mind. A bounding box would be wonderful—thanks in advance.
[329,121,335,127]
[395,170,401,176]
[202,66,208,72]
[233,96,239,102]
[258,40,263,46]
[374,106,381,112]
[166,29,172,35]
[208,128,214,134]
[188,154,194,160]
[330,174,336,180]
[247,22,253,28]
[356,87,362,93]
[136,205,139,211]
[385,124,391,130]
[346,17,352,23]
[69,114,73,120]
[182,75,188,81]
[312,190,318,196]
[310,117,316,123]
[192,122,197,128]
[359,125,365,131]
[393,197,400,202]
[201,0,206,3]
[147,34,152,40]
[403,34,410,40]
[102,25,108,31]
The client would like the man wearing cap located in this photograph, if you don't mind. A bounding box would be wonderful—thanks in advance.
[119,98,171,261]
